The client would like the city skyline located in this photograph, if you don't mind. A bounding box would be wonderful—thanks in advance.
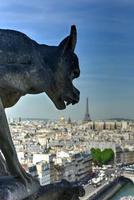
[1,0,134,120]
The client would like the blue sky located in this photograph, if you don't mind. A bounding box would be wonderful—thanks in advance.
[2,0,134,120]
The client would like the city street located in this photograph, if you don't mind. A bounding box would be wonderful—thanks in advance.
[80,180,108,200]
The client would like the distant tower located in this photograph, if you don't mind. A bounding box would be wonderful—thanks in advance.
[19,117,21,123]
[83,98,91,122]
[67,117,72,124]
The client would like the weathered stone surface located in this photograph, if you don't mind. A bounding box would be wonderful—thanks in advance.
[0,176,39,200]
[0,153,9,176]
[0,177,85,200]
[35,180,85,200]
[0,26,80,109]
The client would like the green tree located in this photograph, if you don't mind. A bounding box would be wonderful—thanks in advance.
[91,148,102,165]
[91,148,114,165]
[101,149,114,164]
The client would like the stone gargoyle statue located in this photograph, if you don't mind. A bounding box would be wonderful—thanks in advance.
[0,25,82,199]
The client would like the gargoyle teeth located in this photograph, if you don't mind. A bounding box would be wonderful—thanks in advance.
[66,101,71,106]
[72,101,76,105]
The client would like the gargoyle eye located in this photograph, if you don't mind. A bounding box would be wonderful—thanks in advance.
[71,71,75,79]
[75,68,80,77]
[71,69,80,79]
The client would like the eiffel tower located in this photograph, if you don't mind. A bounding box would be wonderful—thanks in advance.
[83,97,91,122]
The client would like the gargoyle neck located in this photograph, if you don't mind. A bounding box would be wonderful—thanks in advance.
[39,44,59,71]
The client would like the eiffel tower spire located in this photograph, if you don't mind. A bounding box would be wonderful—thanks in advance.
[83,97,91,122]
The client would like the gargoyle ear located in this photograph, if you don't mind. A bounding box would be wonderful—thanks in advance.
[59,25,77,54]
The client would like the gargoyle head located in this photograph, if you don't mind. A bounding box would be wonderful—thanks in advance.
[46,25,80,110]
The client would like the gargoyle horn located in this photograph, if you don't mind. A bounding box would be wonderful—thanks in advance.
[59,25,77,53]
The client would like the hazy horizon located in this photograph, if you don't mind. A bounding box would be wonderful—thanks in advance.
[1,0,134,120]
[7,116,134,122]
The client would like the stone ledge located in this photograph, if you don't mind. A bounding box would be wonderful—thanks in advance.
[0,177,85,200]
[0,176,40,200]
[35,180,85,200]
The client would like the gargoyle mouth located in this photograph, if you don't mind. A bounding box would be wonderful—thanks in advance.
[55,92,80,110]
[62,95,79,106]
[46,88,80,110]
